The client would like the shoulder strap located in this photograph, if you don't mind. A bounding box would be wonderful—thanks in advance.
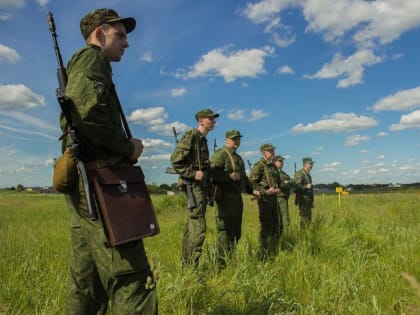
[223,148,236,172]
[262,162,274,187]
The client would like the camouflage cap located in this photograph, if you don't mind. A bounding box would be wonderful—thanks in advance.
[80,8,136,40]
[225,130,242,139]
[303,157,315,164]
[274,155,284,161]
[195,108,220,121]
[260,143,276,152]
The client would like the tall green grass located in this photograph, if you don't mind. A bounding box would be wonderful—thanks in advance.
[1,191,419,314]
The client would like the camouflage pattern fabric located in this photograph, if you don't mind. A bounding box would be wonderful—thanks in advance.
[277,169,293,227]
[63,45,157,314]
[294,168,314,228]
[170,128,210,266]
[210,146,253,266]
[249,158,282,258]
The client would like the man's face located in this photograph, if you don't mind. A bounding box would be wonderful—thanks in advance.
[274,160,283,169]
[263,149,274,161]
[199,116,216,133]
[226,136,241,149]
[100,22,129,62]
[304,162,313,171]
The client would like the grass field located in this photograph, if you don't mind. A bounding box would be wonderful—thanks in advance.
[0,190,419,314]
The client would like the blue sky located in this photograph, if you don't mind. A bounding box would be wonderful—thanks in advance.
[0,0,419,187]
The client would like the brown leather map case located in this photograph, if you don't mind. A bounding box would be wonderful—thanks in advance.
[89,166,160,246]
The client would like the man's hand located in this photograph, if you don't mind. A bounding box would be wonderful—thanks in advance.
[266,187,280,195]
[195,170,205,181]
[129,138,144,160]
[230,172,241,181]
[306,183,312,189]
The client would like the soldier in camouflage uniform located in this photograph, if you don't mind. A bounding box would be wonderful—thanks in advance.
[249,144,282,259]
[170,109,219,266]
[294,157,315,228]
[210,130,256,267]
[61,9,157,314]
[273,155,294,228]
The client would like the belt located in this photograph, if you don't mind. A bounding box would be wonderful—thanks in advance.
[85,156,125,170]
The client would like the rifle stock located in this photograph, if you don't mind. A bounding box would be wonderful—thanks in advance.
[47,12,97,220]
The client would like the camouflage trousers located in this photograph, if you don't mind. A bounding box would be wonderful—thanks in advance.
[297,196,313,228]
[181,181,208,266]
[257,195,282,259]
[65,178,157,315]
[214,191,244,266]
[277,196,290,227]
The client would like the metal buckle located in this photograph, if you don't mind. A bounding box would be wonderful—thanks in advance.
[119,180,128,193]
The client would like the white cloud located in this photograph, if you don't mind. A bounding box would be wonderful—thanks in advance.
[249,109,269,121]
[37,0,50,7]
[142,138,172,149]
[292,112,378,133]
[389,110,420,131]
[277,65,294,74]
[323,161,340,171]
[228,109,245,121]
[0,0,24,9]
[0,12,12,20]
[0,44,21,64]
[241,0,420,87]
[227,108,269,121]
[345,134,371,146]
[127,106,190,136]
[371,87,420,112]
[0,84,45,110]
[304,50,382,88]
[140,154,171,162]
[377,131,389,137]
[171,87,187,97]
[179,45,275,82]
[141,52,153,62]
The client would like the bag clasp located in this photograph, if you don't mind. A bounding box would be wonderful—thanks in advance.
[119,180,128,193]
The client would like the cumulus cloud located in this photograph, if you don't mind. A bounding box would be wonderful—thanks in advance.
[0,84,45,110]
[292,112,378,133]
[389,110,420,131]
[177,45,275,82]
[370,87,420,112]
[277,65,294,75]
[241,0,420,87]
[304,50,382,88]
[141,52,153,62]
[345,134,371,146]
[171,87,187,97]
[0,44,21,64]
[140,154,171,162]
[227,108,269,121]
[0,0,24,9]
[323,161,340,172]
[127,106,189,136]
[142,138,172,149]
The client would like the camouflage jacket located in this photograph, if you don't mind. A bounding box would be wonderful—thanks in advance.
[278,169,293,198]
[61,44,133,160]
[210,146,253,194]
[249,158,281,195]
[294,168,313,197]
[170,128,210,180]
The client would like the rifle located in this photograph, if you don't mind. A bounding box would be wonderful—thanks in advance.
[247,160,252,172]
[166,126,197,210]
[213,138,217,153]
[47,12,97,220]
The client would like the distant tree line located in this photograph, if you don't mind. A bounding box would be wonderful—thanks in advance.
[1,182,419,194]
